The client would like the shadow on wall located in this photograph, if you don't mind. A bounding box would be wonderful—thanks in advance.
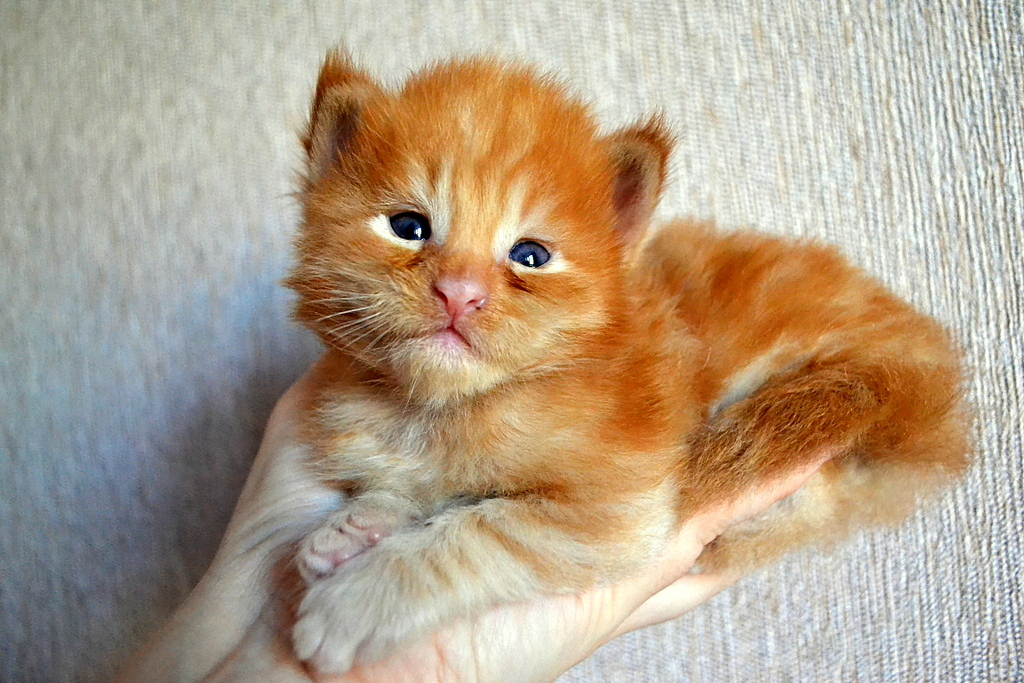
[1,262,324,680]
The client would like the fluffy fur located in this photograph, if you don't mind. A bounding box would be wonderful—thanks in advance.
[284,52,969,673]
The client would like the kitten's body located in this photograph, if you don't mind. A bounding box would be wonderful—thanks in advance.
[286,53,969,673]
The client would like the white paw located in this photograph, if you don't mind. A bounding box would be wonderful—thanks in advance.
[292,556,415,674]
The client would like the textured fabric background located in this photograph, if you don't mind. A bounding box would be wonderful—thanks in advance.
[1,2,1021,681]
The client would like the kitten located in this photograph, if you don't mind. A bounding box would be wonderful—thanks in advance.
[284,52,969,673]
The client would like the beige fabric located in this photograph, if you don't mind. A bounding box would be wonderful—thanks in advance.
[1,2,1020,680]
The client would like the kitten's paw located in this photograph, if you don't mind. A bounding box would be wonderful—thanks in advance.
[292,595,361,673]
[292,560,415,674]
[297,501,415,581]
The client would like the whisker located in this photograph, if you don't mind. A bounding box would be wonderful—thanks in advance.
[303,294,373,306]
[335,317,392,350]
[404,367,422,412]
[313,305,376,324]
[361,324,394,355]
[325,312,388,338]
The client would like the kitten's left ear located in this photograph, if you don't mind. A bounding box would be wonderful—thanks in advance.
[604,117,673,250]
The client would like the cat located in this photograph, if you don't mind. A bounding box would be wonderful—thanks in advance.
[283,51,970,674]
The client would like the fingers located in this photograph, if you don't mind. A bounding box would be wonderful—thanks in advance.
[610,571,738,637]
[227,358,341,553]
[204,603,315,683]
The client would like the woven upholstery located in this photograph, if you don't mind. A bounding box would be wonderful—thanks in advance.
[1,2,1020,680]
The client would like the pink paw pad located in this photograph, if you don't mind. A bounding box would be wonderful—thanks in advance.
[297,510,398,581]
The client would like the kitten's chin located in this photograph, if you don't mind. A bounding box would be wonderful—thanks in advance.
[396,336,508,404]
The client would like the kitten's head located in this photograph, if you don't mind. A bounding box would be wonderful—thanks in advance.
[287,51,672,404]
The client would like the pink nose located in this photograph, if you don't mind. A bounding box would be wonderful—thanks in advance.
[434,277,487,322]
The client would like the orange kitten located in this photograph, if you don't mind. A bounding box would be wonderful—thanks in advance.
[284,52,969,673]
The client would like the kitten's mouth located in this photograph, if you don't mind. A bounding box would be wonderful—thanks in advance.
[432,325,472,351]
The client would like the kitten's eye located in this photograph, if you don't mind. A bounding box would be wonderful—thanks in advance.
[389,212,431,241]
[509,241,551,268]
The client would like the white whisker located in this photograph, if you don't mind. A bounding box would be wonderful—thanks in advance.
[313,305,376,324]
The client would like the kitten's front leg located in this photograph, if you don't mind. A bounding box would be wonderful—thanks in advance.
[292,494,668,674]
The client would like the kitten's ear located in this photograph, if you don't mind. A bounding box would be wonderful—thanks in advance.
[604,117,673,249]
[302,50,382,180]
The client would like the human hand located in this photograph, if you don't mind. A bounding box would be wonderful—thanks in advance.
[123,363,831,683]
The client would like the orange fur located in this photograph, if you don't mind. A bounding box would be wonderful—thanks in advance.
[283,52,970,672]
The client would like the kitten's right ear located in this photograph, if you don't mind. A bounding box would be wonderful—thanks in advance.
[604,117,673,251]
[302,50,382,180]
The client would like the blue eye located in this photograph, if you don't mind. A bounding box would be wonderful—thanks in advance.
[390,212,431,241]
[509,241,551,268]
